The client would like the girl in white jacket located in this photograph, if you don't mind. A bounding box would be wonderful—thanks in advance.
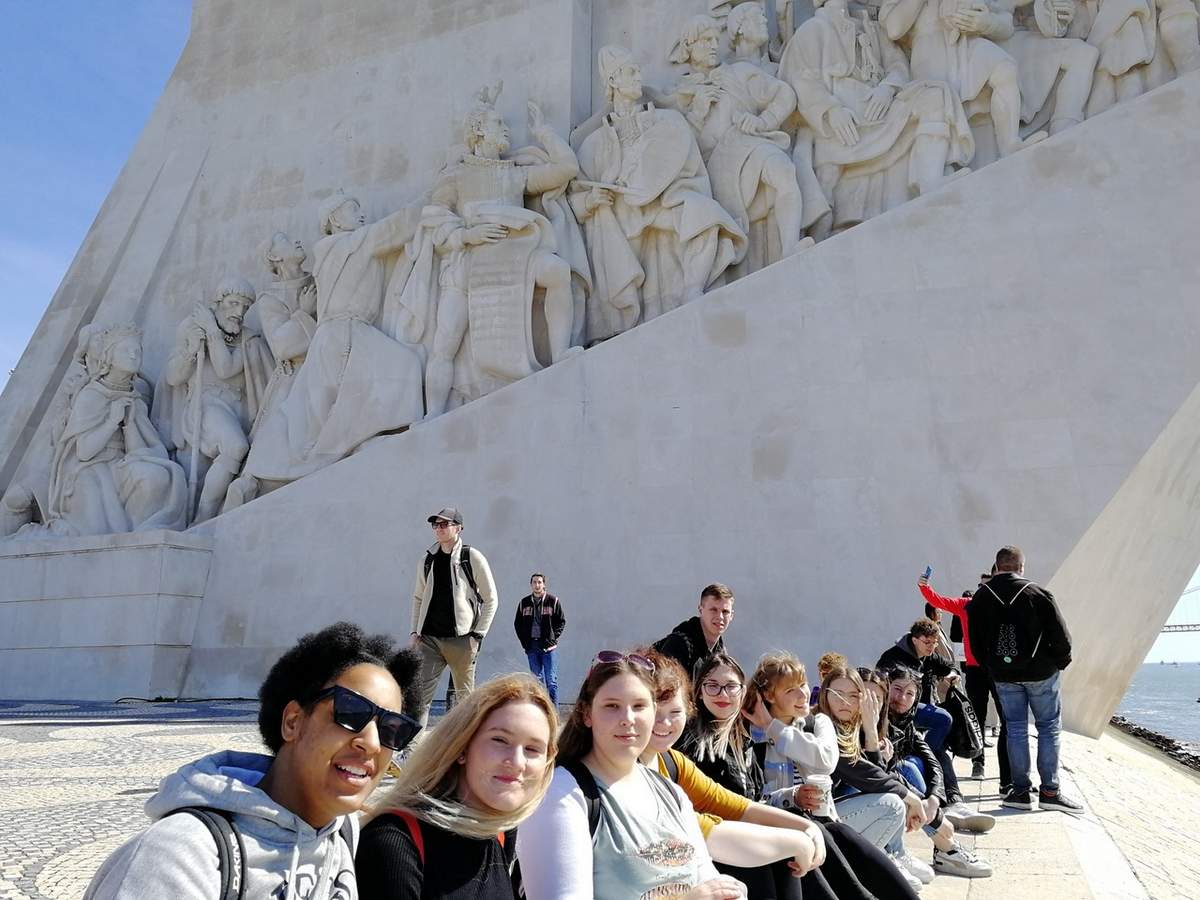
[744,652,840,817]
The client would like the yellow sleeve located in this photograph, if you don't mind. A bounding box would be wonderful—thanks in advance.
[697,812,722,838]
[659,749,751,822]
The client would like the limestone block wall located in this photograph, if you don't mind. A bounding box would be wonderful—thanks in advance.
[0,531,212,700]
[178,74,1200,736]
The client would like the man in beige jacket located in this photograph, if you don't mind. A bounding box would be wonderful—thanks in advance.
[410,507,499,727]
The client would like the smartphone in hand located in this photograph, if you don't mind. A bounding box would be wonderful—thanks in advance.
[922,565,932,580]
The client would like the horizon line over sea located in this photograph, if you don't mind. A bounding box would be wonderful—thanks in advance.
[1117,661,1200,748]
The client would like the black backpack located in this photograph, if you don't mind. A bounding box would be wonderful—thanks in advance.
[173,807,354,900]
[943,683,985,759]
[559,757,681,836]
[423,544,484,632]
[979,579,1042,673]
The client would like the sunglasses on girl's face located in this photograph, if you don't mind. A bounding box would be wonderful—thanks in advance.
[306,684,422,751]
[591,650,656,672]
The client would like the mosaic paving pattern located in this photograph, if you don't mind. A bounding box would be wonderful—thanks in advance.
[0,700,259,900]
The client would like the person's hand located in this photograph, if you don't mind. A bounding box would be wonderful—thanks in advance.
[802,821,826,867]
[922,795,940,825]
[953,2,991,33]
[863,83,895,122]
[782,830,819,876]
[903,792,925,831]
[945,671,960,685]
[827,106,859,146]
[465,223,508,245]
[682,876,748,899]
[298,281,317,315]
[860,690,882,743]
[585,186,614,213]
[742,694,773,730]
[880,737,894,764]
[794,783,823,812]
[544,643,557,652]
[917,572,931,588]
[737,112,767,134]
[468,634,481,653]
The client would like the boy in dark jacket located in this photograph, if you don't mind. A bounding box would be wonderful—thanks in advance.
[513,573,566,703]
[966,545,1081,814]
[653,583,734,676]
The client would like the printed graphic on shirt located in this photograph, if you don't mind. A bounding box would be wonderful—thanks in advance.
[271,865,356,899]
[637,836,694,867]
[997,624,1019,663]
[643,883,696,899]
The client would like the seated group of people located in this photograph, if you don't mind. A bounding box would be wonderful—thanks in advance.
[86,606,1053,900]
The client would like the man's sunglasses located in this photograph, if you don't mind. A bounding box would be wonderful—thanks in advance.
[591,650,656,672]
[306,684,422,751]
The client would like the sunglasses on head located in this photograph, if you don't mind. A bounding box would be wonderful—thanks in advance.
[306,684,422,751]
[591,650,656,673]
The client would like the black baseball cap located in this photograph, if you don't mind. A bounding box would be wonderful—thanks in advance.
[427,507,463,526]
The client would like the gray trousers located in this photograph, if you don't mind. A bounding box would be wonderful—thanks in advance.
[414,634,478,728]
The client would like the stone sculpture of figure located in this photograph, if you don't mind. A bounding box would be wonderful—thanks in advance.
[155,277,273,524]
[669,12,823,276]
[220,233,317,512]
[988,0,1099,142]
[712,0,800,56]
[2,324,188,539]
[1076,0,1200,108]
[394,85,587,418]
[780,0,976,230]
[571,46,747,342]
[879,0,1048,157]
[228,195,425,499]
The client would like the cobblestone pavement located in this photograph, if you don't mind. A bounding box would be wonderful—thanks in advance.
[2,702,1197,899]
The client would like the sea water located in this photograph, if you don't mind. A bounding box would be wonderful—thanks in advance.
[1117,662,1200,747]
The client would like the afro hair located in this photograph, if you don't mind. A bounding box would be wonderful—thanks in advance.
[257,621,422,754]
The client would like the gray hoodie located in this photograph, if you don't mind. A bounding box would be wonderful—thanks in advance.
[84,750,359,900]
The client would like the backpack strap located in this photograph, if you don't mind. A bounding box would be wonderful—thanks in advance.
[174,807,244,900]
[559,759,602,836]
[459,545,481,601]
[660,750,680,784]
[383,809,426,866]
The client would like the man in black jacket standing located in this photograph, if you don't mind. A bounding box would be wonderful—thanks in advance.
[967,545,1082,814]
[514,573,566,704]
[653,583,734,676]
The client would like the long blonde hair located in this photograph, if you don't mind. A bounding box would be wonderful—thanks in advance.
[746,650,808,721]
[817,665,866,763]
[368,674,558,839]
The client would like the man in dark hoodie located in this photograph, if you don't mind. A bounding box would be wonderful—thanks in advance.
[513,572,567,703]
[967,545,1081,815]
[653,582,734,676]
[84,622,421,899]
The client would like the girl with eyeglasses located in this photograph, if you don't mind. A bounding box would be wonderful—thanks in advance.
[818,666,930,892]
[518,651,747,899]
[356,674,556,899]
[659,651,927,900]
[84,622,420,900]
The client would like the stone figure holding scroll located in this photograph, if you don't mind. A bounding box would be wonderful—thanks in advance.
[395,85,587,418]
[880,0,1049,157]
[3,324,187,539]
[780,0,976,230]
[231,195,425,496]
[670,12,823,276]
[221,232,317,511]
[156,277,273,524]
[572,46,747,342]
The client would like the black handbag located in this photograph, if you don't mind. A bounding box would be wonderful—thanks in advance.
[943,682,984,759]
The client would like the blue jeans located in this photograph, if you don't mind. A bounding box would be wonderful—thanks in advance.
[995,671,1062,793]
[914,702,962,803]
[834,791,906,852]
[526,647,558,704]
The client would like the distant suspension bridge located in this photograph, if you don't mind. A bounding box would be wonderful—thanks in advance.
[1162,587,1200,633]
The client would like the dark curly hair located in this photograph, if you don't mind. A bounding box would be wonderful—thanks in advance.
[257,621,422,754]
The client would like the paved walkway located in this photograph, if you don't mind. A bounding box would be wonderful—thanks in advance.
[1,700,1196,899]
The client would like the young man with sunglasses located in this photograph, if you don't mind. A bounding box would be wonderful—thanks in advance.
[84,622,421,899]
[410,506,499,728]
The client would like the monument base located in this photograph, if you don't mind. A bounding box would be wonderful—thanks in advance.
[0,531,212,700]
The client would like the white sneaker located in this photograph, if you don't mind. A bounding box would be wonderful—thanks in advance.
[891,860,925,892]
[944,801,996,833]
[933,843,994,878]
[892,850,935,884]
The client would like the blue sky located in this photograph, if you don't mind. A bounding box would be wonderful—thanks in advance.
[0,2,1197,662]
[0,1,190,387]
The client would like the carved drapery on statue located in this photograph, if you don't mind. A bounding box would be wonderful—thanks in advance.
[238,201,425,486]
[4,324,187,539]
